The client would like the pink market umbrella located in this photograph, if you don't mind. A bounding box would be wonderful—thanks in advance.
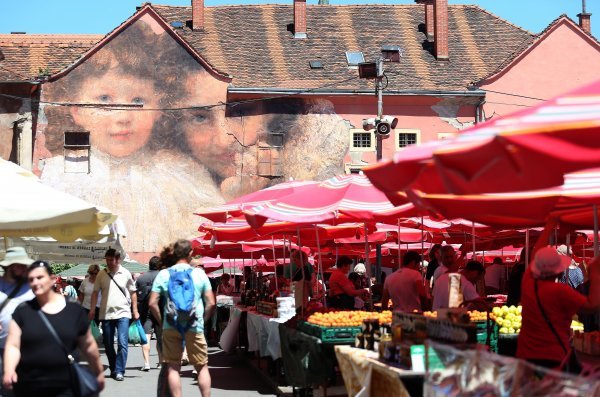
[365,79,600,196]
[195,180,318,223]
[407,168,600,228]
[243,174,415,227]
[243,174,417,303]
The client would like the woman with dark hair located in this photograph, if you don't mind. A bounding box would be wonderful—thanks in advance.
[3,261,104,397]
[327,256,370,309]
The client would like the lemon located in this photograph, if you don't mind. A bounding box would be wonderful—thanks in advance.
[499,327,509,334]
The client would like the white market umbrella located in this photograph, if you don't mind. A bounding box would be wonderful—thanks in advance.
[0,159,117,242]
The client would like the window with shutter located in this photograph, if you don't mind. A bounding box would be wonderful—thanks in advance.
[63,131,91,173]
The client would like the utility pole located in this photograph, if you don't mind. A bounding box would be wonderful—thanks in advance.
[376,57,384,162]
[358,46,402,284]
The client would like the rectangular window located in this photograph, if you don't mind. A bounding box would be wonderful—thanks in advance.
[344,163,367,175]
[345,51,365,67]
[349,129,375,152]
[257,147,282,177]
[353,132,372,148]
[63,131,90,173]
[395,129,421,150]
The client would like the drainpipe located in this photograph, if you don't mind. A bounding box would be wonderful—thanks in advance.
[475,97,486,124]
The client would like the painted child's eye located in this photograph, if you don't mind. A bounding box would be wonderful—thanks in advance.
[98,95,111,103]
[193,114,206,123]
[132,97,145,105]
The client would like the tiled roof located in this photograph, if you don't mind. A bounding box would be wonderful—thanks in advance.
[0,34,103,81]
[152,3,534,91]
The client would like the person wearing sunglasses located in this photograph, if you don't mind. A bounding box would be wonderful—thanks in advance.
[2,260,105,396]
[78,264,101,324]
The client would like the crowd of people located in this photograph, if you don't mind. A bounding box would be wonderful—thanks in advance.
[0,239,215,397]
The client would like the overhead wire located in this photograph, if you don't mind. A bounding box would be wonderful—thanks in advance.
[0,75,361,112]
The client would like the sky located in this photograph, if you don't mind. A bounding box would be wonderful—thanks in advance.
[0,0,598,38]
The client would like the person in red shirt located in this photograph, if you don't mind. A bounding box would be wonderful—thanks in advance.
[327,256,370,309]
[517,246,600,369]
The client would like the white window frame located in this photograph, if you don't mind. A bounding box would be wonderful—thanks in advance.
[349,129,375,152]
[344,163,367,175]
[395,129,421,150]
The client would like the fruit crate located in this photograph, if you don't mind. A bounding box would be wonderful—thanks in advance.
[473,320,498,353]
[297,321,361,344]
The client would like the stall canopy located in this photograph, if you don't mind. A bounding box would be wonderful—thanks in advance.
[195,180,319,223]
[364,79,600,197]
[406,168,600,228]
[243,174,416,227]
[0,159,118,242]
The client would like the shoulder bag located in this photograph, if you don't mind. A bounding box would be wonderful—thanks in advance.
[105,270,131,303]
[534,279,582,374]
[37,310,100,397]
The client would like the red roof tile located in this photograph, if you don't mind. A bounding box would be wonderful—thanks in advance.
[0,34,103,81]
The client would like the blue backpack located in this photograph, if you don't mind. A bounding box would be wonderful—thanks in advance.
[165,268,198,335]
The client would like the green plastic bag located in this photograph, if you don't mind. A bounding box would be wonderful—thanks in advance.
[127,319,147,345]
[90,320,102,345]
[128,321,142,345]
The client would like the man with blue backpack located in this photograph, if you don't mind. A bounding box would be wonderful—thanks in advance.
[149,239,215,397]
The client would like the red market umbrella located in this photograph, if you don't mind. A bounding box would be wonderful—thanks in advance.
[195,180,318,223]
[199,216,368,243]
[243,174,415,227]
[408,168,600,228]
[365,79,600,196]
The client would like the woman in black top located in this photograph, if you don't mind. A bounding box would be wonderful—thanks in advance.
[2,261,105,397]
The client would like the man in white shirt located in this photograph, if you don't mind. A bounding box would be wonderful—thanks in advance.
[433,260,484,310]
[432,245,457,285]
[89,249,139,381]
[381,251,429,312]
[0,247,35,397]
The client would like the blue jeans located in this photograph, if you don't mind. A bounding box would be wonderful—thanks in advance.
[102,318,130,375]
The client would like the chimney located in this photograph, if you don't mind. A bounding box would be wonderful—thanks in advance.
[415,0,434,40]
[294,0,307,39]
[578,12,592,33]
[578,0,592,35]
[433,0,449,60]
[192,0,204,31]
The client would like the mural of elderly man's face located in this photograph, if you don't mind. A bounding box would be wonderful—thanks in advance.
[178,70,267,179]
[70,68,162,158]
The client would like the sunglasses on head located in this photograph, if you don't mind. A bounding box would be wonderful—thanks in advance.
[28,260,54,275]
[88,271,98,275]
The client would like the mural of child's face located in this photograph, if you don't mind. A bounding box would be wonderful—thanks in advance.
[70,69,161,157]
[179,71,265,178]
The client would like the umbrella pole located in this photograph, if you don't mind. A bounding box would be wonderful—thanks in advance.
[472,222,476,261]
[271,236,278,291]
[297,226,305,318]
[3,235,6,252]
[421,216,425,277]
[364,224,372,310]
[594,205,599,258]
[397,219,401,269]
[314,225,326,308]
[525,228,530,266]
